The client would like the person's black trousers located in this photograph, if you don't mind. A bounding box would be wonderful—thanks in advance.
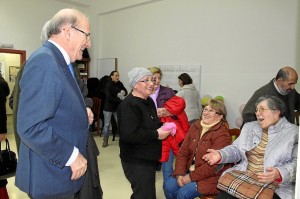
[121,161,157,199]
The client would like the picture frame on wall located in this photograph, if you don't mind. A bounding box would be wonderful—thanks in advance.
[9,66,20,82]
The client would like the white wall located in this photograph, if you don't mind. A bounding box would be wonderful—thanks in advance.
[97,0,299,127]
[1,0,65,55]
[0,0,299,127]
[0,0,98,115]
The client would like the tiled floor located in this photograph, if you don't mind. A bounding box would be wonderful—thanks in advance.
[5,115,165,199]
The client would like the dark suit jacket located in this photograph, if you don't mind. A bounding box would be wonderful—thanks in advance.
[15,41,89,198]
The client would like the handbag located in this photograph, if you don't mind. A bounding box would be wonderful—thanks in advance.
[0,139,17,180]
[217,170,277,199]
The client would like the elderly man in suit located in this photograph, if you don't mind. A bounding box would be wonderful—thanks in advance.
[16,8,93,199]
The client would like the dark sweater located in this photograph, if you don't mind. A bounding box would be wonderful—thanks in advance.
[242,79,297,124]
[118,93,162,165]
[103,80,127,112]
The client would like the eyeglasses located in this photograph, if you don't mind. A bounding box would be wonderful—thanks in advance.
[202,108,220,115]
[71,26,91,39]
[153,77,161,81]
[139,79,155,84]
[255,107,276,114]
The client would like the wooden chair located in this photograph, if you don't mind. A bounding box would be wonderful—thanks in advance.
[228,128,241,142]
[92,97,102,135]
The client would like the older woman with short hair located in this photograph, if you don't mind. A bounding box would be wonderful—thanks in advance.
[203,95,298,199]
[118,67,171,199]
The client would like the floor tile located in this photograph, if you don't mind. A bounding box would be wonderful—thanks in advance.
[5,115,165,199]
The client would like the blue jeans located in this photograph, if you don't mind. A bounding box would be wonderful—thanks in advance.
[102,111,117,137]
[163,175,201,199]
[162,150,174,181]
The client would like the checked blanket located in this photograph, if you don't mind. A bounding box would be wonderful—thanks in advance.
[217,170,277,199]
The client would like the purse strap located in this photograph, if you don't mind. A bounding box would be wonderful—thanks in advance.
[0,139,11,152]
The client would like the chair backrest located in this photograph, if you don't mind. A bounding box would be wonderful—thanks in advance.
[228,128,241,142]
[92,97,101,118]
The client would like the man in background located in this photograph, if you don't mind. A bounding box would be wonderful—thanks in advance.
[242,66,299,124]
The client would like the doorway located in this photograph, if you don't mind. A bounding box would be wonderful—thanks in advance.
[0,48,26,114]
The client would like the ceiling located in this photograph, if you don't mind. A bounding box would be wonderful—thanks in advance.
[54,0,162,15]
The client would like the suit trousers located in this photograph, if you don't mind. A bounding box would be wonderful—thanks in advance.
[29,192,80,199]
[121,161,157,199]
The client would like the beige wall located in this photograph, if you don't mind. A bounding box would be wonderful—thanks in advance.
[0,0,299,127]
[97,0,299,127]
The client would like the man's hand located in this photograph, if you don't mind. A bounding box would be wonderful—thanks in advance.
[86,107,94,125]
[70,153,87,180]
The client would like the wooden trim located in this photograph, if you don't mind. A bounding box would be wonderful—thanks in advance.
[0,48,26,65]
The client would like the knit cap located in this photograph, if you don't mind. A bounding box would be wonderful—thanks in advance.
[128,67,152,88]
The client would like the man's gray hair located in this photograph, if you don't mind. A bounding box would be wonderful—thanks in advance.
[40,20,51,43]
[47,9,83,37]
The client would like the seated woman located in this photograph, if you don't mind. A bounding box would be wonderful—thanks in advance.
[163,99,232,199]
[203,95,298,199]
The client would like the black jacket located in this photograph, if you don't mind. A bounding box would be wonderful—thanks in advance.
[0,76,10,133]
[118,93,162,165]
[242,79,298,124]
[103,80,127,112]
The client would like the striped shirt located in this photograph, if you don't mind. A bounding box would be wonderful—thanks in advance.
[246,130,268,172]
